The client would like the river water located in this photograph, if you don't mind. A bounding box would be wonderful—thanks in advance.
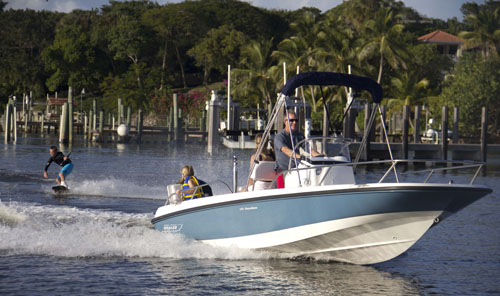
[1,136,499,295]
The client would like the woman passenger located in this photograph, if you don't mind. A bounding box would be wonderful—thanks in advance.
[176,165,203,200]
[246,134,275,190]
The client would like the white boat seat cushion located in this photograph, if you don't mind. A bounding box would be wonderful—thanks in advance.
[250,161,276,182]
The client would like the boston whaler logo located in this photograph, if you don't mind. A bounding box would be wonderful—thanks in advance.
[239,206,258,211]
[163,224,183,232]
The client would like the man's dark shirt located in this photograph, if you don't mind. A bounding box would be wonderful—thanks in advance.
[45,152,71,172]
[274,129,305,172]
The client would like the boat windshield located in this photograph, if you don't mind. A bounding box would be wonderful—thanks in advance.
[293,136,351,167]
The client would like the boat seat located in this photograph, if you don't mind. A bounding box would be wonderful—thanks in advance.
[250,161,276,191]
[332,155,349,162]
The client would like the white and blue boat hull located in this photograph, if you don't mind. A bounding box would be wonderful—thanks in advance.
[152,183,491,264]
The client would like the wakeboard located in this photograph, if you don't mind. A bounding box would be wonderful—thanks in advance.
[52,185,69,194]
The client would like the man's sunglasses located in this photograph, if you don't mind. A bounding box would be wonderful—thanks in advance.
[287,119,298,123]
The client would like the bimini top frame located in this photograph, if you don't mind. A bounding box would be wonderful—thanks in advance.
[248,72,388,187]
[280,72,383,103]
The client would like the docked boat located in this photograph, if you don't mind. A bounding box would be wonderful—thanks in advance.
[152,72,492,265]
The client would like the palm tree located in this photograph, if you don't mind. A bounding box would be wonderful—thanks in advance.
[358,7,407,84]
[272,36,320,72]
[459,5,500,57]
[272,10,323,79]
[314,13,364,104]
[272,10,335,112]
[271,35,323,111]
[233,39,279,107]
[385,71,430,131]
[314,12,359,73]
[386,72,429,108]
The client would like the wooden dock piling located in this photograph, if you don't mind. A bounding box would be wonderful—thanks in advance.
[201,108,206,132]
[28,91,32,122]
[117,98,122,125]
[88,110,93,138]
[453,107,459,144]
[98,109,104,136]
[22,93,26,117]
[68,87,73,144]
[379,106,386,143]
[12,103,17,142]
[323,103,329,138]
[362,103,373,160]
[5,103,11,142]
[84,114,88,137]
[347,109,357,140]
[92,99,97,131]
[24,113,28,133]
[40,113,44,134]
[173,93,179,141]
[59,102,68,143]
[126,106,131,127]
[414,105,421,143]
[137,108,143,143]
[208,91,219,153]
[441,106,448,160]
[92,98,96,117]
[481,107,487,162]
[168,106,173,133]
[402,105,409,159]
[276,105,284,133]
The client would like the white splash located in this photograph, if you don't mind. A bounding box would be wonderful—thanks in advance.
[43,178,168,200]
[0,201,27,226]
[0,201,271,260]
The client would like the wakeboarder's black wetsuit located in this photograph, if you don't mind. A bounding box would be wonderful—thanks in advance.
[44,152,71,172]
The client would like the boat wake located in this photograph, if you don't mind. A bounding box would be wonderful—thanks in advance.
[43,177,168,200]
[0,201,271,260]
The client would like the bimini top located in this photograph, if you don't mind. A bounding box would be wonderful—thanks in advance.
[280,72,383,104]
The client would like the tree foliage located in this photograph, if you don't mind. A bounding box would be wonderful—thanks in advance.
[441,53,500,137]
[459,0,500,57]
[187,25,248,84]
[0,0,498,136]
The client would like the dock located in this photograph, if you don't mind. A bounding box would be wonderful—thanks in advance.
[2,90,496,162]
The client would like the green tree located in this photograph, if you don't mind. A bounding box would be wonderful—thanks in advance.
[313,13,362,109]
[233,39,279,107]
[0,9,61,103]
[386,72,429,113]
[272,10,325,111]
[107,14,147,89]
[405,43,453,93]
[459,1,500,57]
[359,7,407,84]
[187,25,248,84]
[43,10,102,92]
[142,4,198,89]
[441,53,500,137]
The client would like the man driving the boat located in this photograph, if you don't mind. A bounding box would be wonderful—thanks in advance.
[176,165,204,200]
[274,110,321,188]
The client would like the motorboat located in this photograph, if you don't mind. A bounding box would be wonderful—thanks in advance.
[152,72,492,265]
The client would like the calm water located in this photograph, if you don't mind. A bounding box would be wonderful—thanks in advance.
[1,135,499,295]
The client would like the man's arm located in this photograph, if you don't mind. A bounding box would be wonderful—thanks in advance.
[43,158,53,178]
[280,146,300,159]
[311,149,323,157]
[281,146,324,158]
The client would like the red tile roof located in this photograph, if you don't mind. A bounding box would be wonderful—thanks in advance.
[418,30,463,44]
[47,97,77,106]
